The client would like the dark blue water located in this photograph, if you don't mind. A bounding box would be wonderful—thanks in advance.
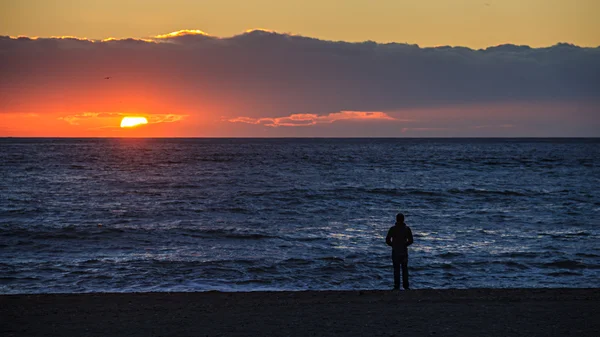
[1,138,599,293]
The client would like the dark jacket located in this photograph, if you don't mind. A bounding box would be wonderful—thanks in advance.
[386,223,413,256]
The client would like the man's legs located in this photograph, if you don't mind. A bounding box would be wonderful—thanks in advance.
[393,261,400,289]
[392,251,403,289]
[401,258,409,289]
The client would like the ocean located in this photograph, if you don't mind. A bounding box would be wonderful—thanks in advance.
[1,138,598,293]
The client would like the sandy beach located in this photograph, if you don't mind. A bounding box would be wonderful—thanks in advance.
[2,288,599,336]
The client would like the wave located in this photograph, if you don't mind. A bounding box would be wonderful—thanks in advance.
[282,258,312,265]
[236,186,448,199]
[502,261,530,269]
[317,256,345,262]
[429,263,456,270]
[499,252,539,258]
[455,260,530,269]
[546,271,583,277]
[205,207,253,214]
[197,156,236,163]
[537,231,593,239]
[1,226,126,242]
[3,225,302,243]
[540,260,597,270]
[185,228,278,240]
[1,207,45,215]
[447,188,527,197]
[576,253,599,258]
[437,252,464,259]
[364,188,445,197]
[313,186,534,198]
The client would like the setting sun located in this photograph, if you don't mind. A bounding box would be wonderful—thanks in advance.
[120,117,148,128]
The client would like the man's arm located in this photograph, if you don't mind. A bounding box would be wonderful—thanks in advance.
[386,228,393,246]
[406,227,414,246]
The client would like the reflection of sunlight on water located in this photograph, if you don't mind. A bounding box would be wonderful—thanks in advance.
[323,221,387,251]
[329,233,352,239]
[345,227,367,233]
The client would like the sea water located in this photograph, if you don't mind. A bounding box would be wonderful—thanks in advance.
[1,138,598,293]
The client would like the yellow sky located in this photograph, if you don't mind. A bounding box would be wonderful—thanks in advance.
[1,0,598,48]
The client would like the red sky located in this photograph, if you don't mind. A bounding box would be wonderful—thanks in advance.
[1,31,599,137]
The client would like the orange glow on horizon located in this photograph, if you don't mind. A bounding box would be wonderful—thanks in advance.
[120,117,148,128]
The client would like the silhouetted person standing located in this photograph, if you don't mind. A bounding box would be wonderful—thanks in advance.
[386,213,414,290]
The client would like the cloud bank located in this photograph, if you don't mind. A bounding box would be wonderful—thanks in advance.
[0,30,599,136]
[228,111,397,127]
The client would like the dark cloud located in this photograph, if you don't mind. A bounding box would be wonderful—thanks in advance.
[0,30,598,135]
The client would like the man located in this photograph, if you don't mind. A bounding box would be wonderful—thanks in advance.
[386,213,414,290]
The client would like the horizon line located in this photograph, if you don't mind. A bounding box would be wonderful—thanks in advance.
[1,136,599,140]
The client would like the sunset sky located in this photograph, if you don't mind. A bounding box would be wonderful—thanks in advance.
[1,0,599,137]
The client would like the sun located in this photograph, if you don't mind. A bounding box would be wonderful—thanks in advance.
[120,116,148,128]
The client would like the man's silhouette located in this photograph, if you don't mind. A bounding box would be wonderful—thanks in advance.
[386,213,414,290]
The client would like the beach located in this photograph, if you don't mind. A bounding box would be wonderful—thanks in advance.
[2,288,599,336]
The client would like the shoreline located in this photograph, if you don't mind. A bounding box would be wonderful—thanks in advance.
[2,288,599,336]
[2,286,599,296]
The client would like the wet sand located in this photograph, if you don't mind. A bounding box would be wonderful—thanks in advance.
[2,288,599,336]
